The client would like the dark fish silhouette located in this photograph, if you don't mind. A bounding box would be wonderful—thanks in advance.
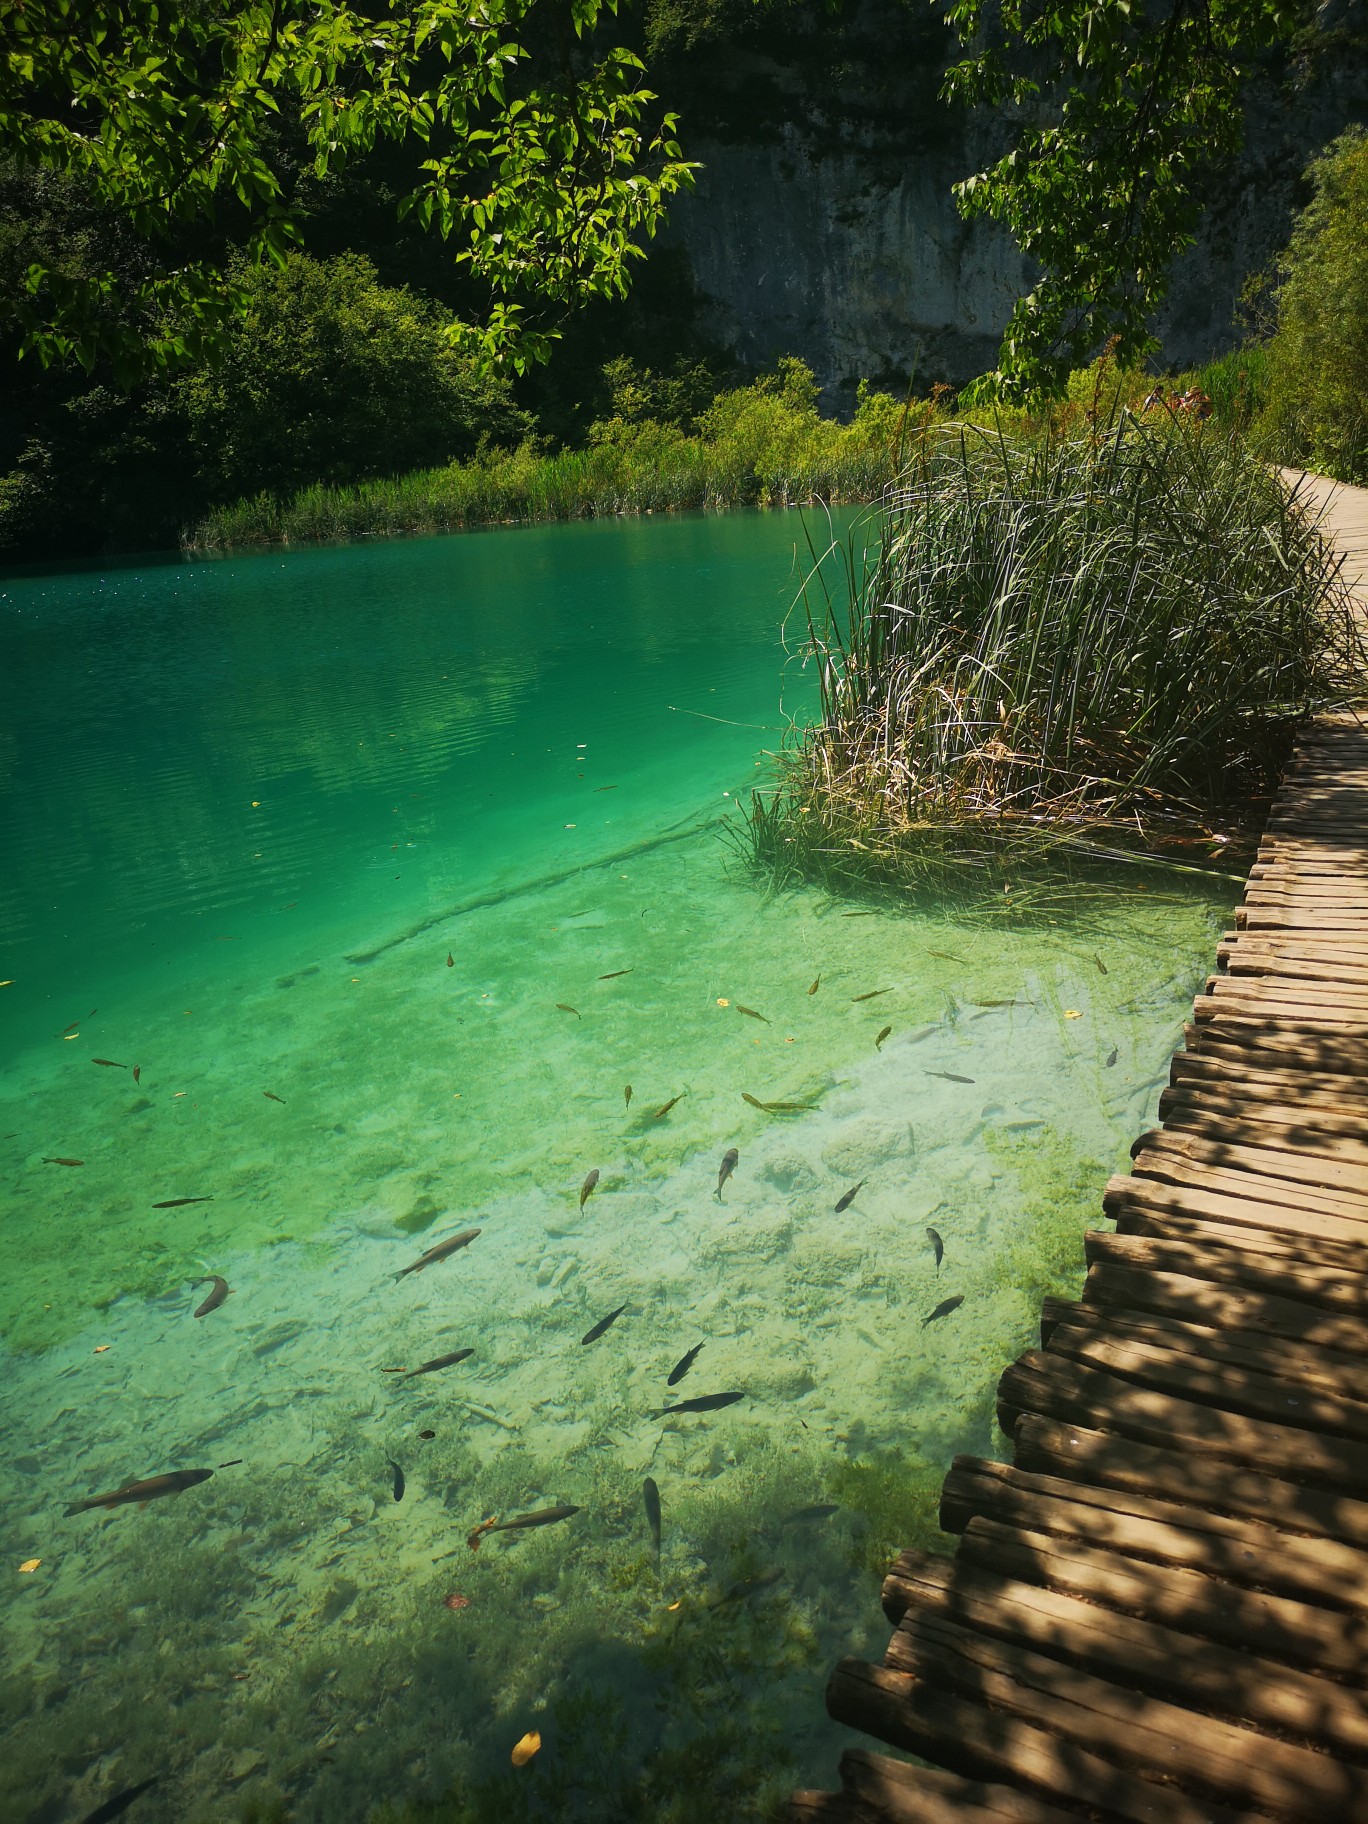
[852,989,891,1002]
[78,1778,160,1824]
[808,975,821,995]
[1095,955,1108,975]
[923,1294,964,1327]
[643,1476,661,1556]
[970,999,1021,1009]
[581,1303,627,1345]
[191,1275,230,1317]
[43,1156,84,1167]
[742,1094,814,1114]
[875,1026,892,1050]
[1106,1048,1118,1068]
[926,1069,975,1084]
[152,1196,210,1208]
[834,1181,863,1213]
[92,1058,126,1069]
[61,1021,79,1035]
[404,1348,474,1378]
[736,1004,769,1024]
[624,1085,633,1109]
[579,1168,600,1209]
[417,1429,435,1440]
[394,1227,481,1280]
[593,784,618,792]
[716,1147,739,1200]
[653,1094,685,1119]
[263,1091,285,1104]
[132,1066,140,1084]
[447,953,454,966]
[66,1468,213,1516]
[467,1504,581,1550]
[598,969,633,980]
[388,1460,405,1502]
[926,1227,944,1271]
[653,1390,745,1419]
[556,1004,581,1018]
[842,911,874,918]
[928,950,968,964]
[782,1503,839,1526]
[668,1342,703,1386]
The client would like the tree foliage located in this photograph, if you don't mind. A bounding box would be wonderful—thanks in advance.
[1257,127,1368,484]
[943,0,1310,395]
[0,0,695,378]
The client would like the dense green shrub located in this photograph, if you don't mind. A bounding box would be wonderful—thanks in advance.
[176,254,530,502]
[1257,128,1368,483]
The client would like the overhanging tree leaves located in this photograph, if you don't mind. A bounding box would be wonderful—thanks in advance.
[942,0,1310,395]
[0,0,695,377]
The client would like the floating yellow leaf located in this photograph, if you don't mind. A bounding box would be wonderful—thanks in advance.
[716,998,729,1007]
[667,1600,682,1611]
[511,1730,541,1767]
[93,1345,110,1354]
[0,980,13,987]
[18,1559,40,1574]
[1064,1009,1082,1019]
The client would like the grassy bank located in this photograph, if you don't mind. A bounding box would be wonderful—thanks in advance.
[745,414,1362,905]
[186,360,915,550]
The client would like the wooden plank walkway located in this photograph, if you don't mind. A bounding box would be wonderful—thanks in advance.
[791,476,1368,1824]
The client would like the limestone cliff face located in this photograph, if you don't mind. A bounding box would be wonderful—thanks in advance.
[655,1,1368,400]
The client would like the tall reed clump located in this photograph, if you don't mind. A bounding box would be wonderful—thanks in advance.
[747,415,1362,903]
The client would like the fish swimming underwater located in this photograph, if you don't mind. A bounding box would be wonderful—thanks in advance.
[782,1503,839,1526]
[652,1094,685,1119]
[393,1227,481,1280]
[923,1294,964,1326]
[926,1227,944,1271]
[404,1348,474,1378]
[652,1390,745,1419]
[598,969,633,980]
[579,1169,600,1209]
[388,1460,406,1502]
[191,1275,230,1317]
[581,1304,628,1345]
[925,1070,975,1084]
[808,975,821,995]
[263,1090,285,1104]
[556,1004,581,1019]
[742,1094,814,1114]
[736,1004,770,1024]
[152,1196,210,1208]
[667,1342,704,1386]
[834,1181,863,1213]
[874,1026,892,1050]
[43,1157,84,1167]
[851,989,891,1003]
[467,1504,581,1550]
[91,1058,126,1069]
[716,1147,739,1200]
[78,1779,161,1823]
[1095,955,1108,975]
[928,950,969,965]
[65,1468,213,1516]
[643,1476,662,1556]
[1106,1048,1118,1068]
[624,1085,633,1109]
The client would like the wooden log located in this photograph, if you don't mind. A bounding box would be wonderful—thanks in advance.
[1113,1203,1368,1270]
[997,1349,1368,1490]
[1152,1103,1368,1173]
[881,1548,1368,1758]
[1083,1228,1368,1317]
[824,1660,1249,1824]
[957,1516,1368,1685]
[1041,1326,1368,1444]
[1130,1137,1368,1219]
[1040,1296,1368,1405]
[1130,1127,1368,1204]
[938,1454,1368,1614]
[886,1606,1368,1817]
[1103,1170,1368,1249]
[1157,1084,1368,1146]
[835,1751,1084,1824]
[1013,1413,1368,1546]
[1083,1259,1368,1360]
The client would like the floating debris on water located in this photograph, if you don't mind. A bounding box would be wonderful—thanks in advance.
[511,1730,542,1767]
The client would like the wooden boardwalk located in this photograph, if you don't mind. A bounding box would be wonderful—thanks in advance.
[792,477,1368,1824]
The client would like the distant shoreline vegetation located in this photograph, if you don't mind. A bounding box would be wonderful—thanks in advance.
[185,358,913,551]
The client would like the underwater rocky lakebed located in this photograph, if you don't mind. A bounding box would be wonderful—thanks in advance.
[0,511,1230,1823]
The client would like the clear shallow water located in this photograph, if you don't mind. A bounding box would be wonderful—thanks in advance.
[0,514,1230,1824]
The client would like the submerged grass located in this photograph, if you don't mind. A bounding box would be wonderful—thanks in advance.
[747,416,1363,905]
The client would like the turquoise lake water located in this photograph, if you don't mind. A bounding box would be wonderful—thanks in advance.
[0,512,1230,1823]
